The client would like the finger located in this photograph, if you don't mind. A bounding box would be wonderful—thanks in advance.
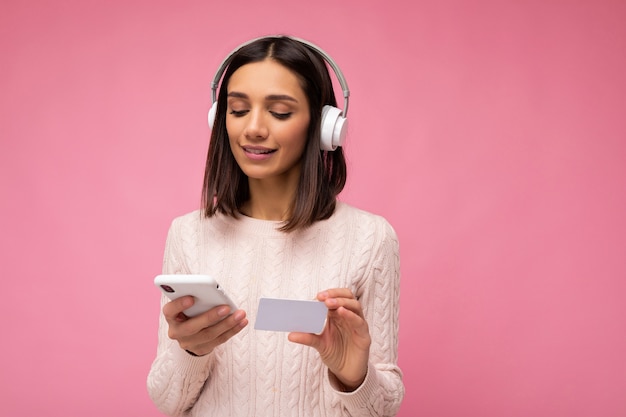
[193,305,236,328]
[174,309,247,348]
[162,296,195,321]
[288,331,320,349]
[201,309,247,335]
[334,306,368,331]
[188,315,249,354]
[177,307,242,338]
[324,297,365,318]
[317,288,355,301]
[200,310,248,346]
[210,318,248,344]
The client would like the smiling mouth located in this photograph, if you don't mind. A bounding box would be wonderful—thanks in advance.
[244,147,276,155]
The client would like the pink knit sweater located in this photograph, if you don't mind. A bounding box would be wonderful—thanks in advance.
[147,202,404,416]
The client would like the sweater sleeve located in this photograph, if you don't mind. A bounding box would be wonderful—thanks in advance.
[332,217,405,416]
[146,217,216,416]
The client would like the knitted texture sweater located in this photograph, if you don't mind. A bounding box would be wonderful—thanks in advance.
[147,202,404,416]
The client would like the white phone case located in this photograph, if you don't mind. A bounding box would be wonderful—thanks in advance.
[154,274,237,317]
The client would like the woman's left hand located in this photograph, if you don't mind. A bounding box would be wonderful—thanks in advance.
[288,288,371,391]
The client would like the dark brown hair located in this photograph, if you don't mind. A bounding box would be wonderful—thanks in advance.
[201,36,347,232]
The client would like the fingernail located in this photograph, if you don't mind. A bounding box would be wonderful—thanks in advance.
[217,306,230,317]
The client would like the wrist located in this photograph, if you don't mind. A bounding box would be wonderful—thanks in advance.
[329,369,367,392]
[184,349,210,357]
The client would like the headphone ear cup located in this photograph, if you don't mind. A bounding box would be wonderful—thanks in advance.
[320,105,348,151]
[208,102,217,130]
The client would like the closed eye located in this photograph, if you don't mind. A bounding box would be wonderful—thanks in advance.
[270,111,292,120]
[229,109,249,117]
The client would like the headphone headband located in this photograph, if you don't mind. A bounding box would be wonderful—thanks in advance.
[210,36,350,117]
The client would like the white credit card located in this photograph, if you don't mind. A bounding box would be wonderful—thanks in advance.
[254,297,328,334]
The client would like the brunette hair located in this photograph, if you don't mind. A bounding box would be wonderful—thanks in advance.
[201,36,347,232]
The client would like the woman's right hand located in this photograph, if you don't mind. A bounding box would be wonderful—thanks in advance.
[163,296,248,356]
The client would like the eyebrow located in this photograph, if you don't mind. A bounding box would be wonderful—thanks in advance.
[227,91,299,103]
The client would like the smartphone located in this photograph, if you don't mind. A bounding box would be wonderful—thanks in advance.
[154,274,237,318]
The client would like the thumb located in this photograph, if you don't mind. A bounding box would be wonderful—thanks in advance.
[288,332,320,349]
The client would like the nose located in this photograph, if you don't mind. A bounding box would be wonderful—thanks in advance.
[243,109,268,140]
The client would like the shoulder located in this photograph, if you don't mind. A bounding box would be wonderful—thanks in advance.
[168,209,205,235]
[323,202,400,263]
[168,209,276,242]
[167,209,231,243]
[329,202,400,292]
[332,202,398,241]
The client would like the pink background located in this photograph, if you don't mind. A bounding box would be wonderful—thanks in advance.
[1,1,625,416]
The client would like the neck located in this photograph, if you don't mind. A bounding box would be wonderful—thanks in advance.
[241,173,299,221]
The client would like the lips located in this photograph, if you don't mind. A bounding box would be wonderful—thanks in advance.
[241,145,277,161]
[243,146,276,155]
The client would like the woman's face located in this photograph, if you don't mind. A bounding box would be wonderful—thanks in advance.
[226,59,310,183]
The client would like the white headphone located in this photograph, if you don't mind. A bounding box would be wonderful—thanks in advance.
[207,36,350,151]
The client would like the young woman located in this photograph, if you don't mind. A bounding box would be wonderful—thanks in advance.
[147,35,404,417]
